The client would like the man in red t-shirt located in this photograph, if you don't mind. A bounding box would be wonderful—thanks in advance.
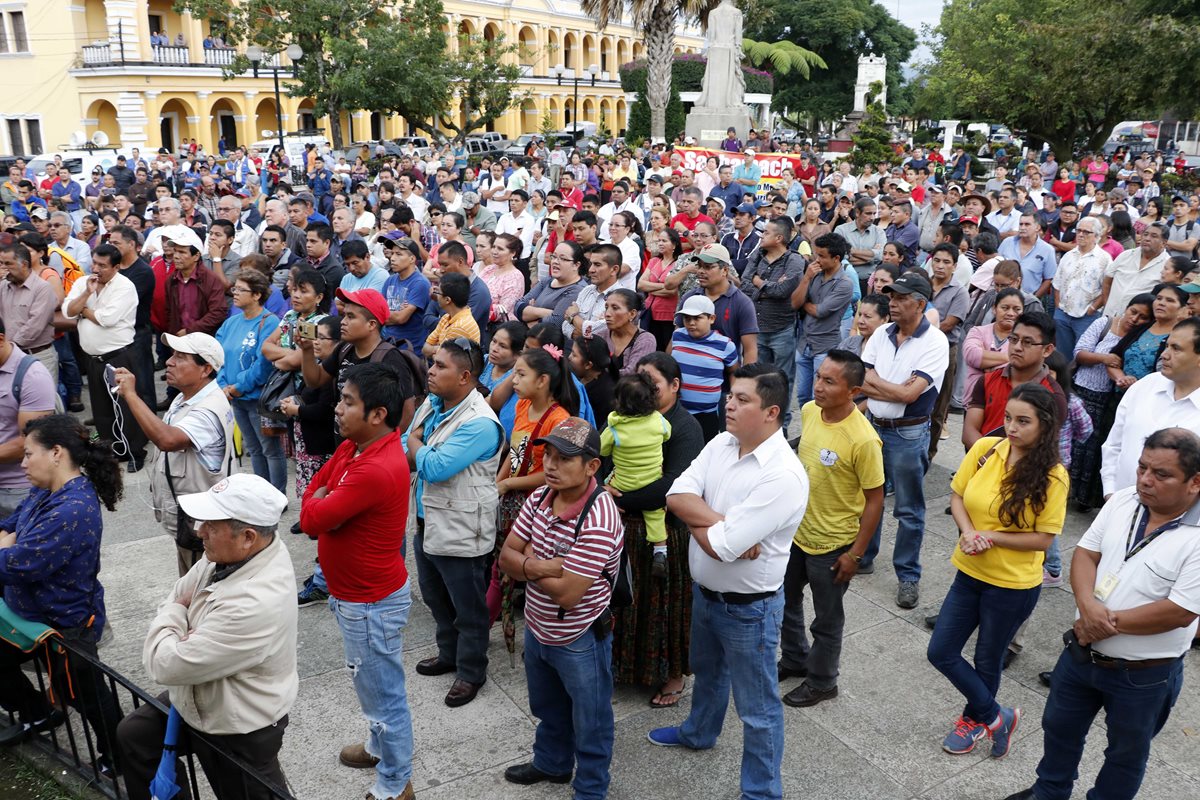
[795,154,818,198]
[559,171,584,210]
[300,362,417,800]
[670,186,716,252]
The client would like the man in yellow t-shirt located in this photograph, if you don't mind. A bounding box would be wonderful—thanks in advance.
[779,350,885,708]
[423,271,480,358]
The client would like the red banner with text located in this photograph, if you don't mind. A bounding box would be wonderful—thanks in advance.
[675,146,807,199]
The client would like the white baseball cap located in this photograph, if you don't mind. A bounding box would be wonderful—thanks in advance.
[178,474,288,528]
[156,224,205,252]
[161,332,224,370]
[679,294,716,317]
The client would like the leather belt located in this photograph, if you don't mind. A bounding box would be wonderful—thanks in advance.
[97,343,134,363]
[698,586,776,605]
[871,415,930,429]
[25,343,52,354]
[1090,652,1181,671]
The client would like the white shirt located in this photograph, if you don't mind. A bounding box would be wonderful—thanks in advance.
[597,199,645,241]
[495,210,536,258]
[1076,487,1200,660]
[563,281,618,338]
[1101,247,1169,319]
[354,211,377,235]
[62,271,137,356]
[613,237,641,291]
[480,175,510,215]
[985,208,1022,235]
[669,430,809,594]
[1052,246,1111,317]
[860,318,950,420]
[401,192,429,224]
[1101,372,1200,496]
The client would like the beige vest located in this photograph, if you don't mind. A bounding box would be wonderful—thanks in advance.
[149,380,238,537]
[408,389,503,558]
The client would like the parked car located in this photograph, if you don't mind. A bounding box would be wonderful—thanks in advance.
[505,134,539,159]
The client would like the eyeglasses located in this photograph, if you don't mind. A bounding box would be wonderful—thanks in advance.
[316,335,336,342]
[1007,335,1047,348]
[230,287,252,294]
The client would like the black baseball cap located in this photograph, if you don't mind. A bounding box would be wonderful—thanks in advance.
[882,272,933,301]
[534,417,601,458]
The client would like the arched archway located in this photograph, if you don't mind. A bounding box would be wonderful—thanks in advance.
[519,25,537,64]
[209,97,238,150]
[297,99,316,132]
[548,98,560,129]
[521,99,538,133]
[255,97,278,143]
[600,38,613,74]
[633,42,644,61]
[617,39,629,68]
[457,19,475,38]
[563,32,577,71]
[547,30,560,71]
[582,98,596,123]
[616,99,627,135]
[582,34,596,70]
[158,97,196,152]
[483,22,499,42]
[85,99,120,145]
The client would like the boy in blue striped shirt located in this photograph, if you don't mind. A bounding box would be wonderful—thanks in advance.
[668,294,739,442]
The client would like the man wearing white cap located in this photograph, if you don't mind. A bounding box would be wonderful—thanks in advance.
[113,331,238,576]
[116,473,297,800]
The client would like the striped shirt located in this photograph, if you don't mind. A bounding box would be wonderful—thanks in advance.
[671,329,738,414]
[511,481,625,646]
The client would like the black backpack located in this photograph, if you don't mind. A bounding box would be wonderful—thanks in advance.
[556,484,633,615]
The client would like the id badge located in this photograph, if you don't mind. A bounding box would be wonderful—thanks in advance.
[1094,573,1119,602]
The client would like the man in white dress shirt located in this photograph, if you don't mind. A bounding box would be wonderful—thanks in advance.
[1101,319,1200,499]
[647,362,809,800]
[596,181,644,241]
[62,243,148,469]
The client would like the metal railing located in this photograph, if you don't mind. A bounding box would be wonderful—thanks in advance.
[7,635,297,800]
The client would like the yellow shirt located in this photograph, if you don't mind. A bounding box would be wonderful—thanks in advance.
[950,437,1069,589]
[425,307,480,349]
[793,402,884,554]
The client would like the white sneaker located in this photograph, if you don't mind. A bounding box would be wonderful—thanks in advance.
[1042,570,1063,588]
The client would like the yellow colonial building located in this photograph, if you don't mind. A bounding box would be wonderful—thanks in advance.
[0,0,703,156]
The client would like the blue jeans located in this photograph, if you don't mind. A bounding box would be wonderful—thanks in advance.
[232,398,288,492]
[861,422,931,582]
[1053,308,1100,361]
[53,336,82,401]
[680,584,785,800]
[758,327,797,394]
[926,571,1040,724]
[1033,649,1183,800]
[794,344,827,406]
[524,626,614,800]
[1044,536,1062,576]
[329,582,414,799]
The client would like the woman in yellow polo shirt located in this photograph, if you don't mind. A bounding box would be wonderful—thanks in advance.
[928,383,1069,759]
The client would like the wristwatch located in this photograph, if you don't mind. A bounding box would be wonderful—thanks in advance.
[849,553,863,563]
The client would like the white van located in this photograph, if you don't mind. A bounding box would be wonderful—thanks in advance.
[28,149,123,190]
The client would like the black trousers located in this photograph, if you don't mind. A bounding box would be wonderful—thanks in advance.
[117,692,289,800]
[0,633,124,759]
[413,521,491,684]
[83,344,148,461]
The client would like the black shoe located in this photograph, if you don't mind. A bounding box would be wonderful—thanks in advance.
[651,550,667,578]
[67,398,85,413]
[856,561,875,575]
[504,762,572,786]
[782,681,839,708]
[91,753,120,779]
[0,709,66,746]
[290,521,303,535]
[1003,789,1036,800]
[777,662,807,681]
[924,613,939,630]
[1003,649,1017,670]
[1038,671,1052,688]
[415,657,456,676]
[445,678,485,707]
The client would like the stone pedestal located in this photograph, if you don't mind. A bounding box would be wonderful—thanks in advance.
[685,108,753,148]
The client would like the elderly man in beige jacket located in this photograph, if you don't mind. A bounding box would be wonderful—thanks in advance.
[115,473,298,800]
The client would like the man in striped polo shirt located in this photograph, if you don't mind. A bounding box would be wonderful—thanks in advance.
[669,294,739,442]
[499,418,625,799]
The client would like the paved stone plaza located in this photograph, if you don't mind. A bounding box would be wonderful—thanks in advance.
[75,413,1200,799]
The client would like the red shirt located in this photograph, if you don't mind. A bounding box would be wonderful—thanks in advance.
[149,255,174,331]
[301,431,411,603]
[1051,180,1076,204]
[560,187,584,210]
[970,365,1067,437]
[795,165,818,197]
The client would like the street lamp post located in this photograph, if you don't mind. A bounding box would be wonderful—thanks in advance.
[246,43,304,158]
[552,63,599,150]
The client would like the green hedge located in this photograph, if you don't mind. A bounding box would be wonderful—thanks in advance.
[619,54,773,140]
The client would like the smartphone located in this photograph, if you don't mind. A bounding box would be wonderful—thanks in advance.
[296,320,317,340]
[103,363,119,392]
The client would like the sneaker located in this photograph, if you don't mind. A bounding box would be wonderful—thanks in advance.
[651,550,667,578]
[896,581,919,609]
[989,706,1020,758]
[1042,570,1063,588]
[941,715,989,754]
[297,579,329,606]
[856,561,875,575]
[647,726,685,747]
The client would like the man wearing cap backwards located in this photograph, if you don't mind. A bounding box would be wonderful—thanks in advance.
[301,363,417,800]
[857,272,949,610]
[63,243,150,470]
[647,363,809,800]
[116,473,297,800]
[403,340,503,708]
[498,417,624,798]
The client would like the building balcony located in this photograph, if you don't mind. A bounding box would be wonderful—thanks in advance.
[75,42,281,70]
[152,44,190,65]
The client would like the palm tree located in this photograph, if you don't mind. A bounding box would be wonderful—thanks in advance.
[581,0,720,143]
[741,39,826,79]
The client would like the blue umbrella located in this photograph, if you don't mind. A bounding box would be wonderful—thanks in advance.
[149,706,183,800]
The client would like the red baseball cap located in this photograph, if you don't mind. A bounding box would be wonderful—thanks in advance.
[335,288,389,326]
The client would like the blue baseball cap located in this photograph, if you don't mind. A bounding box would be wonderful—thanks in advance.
[734,202,756,215]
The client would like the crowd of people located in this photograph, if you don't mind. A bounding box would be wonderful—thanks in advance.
[0,129,1198,800]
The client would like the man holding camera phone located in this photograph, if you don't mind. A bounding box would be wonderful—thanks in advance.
[1007,428,1200,800]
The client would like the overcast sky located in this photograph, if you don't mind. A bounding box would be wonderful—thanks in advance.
[888,0,943,64]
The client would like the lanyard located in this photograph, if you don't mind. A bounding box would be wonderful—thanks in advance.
[1124,504,1183,562]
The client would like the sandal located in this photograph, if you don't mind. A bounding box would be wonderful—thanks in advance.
[649,686,684,709]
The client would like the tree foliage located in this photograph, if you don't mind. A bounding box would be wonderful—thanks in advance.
[743,0,915,126]
[921,0,1200,157]
[848,82,893,168]
[741,39,826,79]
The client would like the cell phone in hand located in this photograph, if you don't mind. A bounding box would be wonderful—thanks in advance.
[104,364,119,392]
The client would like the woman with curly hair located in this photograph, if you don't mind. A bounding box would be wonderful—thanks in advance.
[927,383,1069,760]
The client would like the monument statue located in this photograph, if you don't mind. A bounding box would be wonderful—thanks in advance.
[695,0,746,111]
[852,54,888,113]
[684,0,752,147]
